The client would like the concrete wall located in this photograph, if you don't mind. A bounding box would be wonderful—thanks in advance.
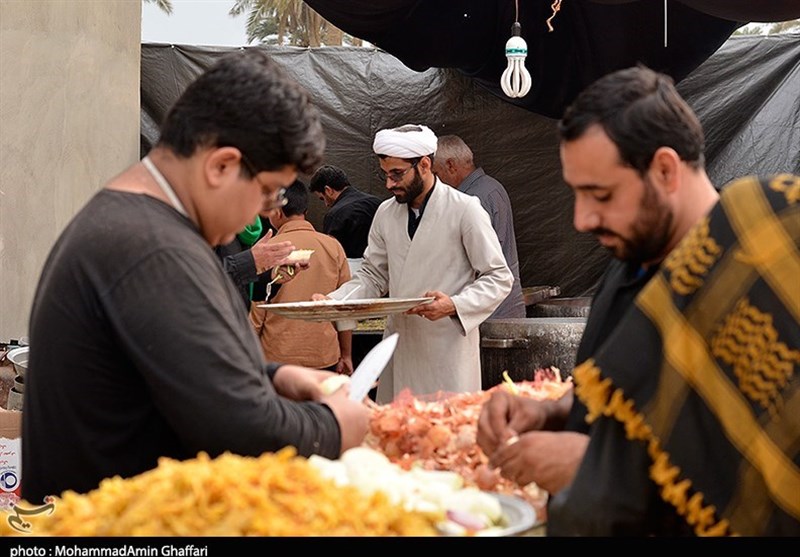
[0,0,141,341]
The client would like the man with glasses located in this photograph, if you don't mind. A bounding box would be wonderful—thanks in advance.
[22,50,370,504]
[319,124,513,404]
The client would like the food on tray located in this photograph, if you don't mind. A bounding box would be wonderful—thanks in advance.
[364,367,572,521]
[285,249,315,264]
[0,448,439,536]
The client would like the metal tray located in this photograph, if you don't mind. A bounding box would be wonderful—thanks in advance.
[258,297,433,322]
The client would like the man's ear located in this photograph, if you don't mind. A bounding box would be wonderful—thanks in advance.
[650,146,681,193]
[419,154,434,174]
[205,146,246,188]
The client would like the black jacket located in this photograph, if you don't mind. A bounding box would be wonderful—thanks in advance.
[323,187,382,258]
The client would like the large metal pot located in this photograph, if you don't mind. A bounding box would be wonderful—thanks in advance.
[480,317,586,388]
[353,315,587,392]
[527,297,592,318]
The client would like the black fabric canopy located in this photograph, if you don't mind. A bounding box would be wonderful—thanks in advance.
[304,0,799,118]
[141,34,800,298]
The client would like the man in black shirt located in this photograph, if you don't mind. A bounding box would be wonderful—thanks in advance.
[309,164,381,258]
[22,50,370,504]
[477,66,719,502]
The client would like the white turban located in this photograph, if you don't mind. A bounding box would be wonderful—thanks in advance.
[373,124,438,159]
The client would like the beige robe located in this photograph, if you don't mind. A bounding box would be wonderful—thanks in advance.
[329,179,513,403]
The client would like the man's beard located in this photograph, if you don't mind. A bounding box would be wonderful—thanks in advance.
[595,175,673,263]
[391,169,425,205]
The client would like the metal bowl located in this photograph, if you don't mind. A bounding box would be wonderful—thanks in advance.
[7,346,29,378]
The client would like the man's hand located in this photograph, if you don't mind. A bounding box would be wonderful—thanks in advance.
[271,365,334,401]
[251,230,294,275]
[323,387,371,453]
[488,431,589,495]
[271,263,307,285]
[272,366,370,454]
[336,355,354,376]
[405,290,455,321]
[477,390,552,456]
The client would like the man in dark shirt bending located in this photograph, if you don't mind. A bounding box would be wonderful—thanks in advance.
[22,50,369,504]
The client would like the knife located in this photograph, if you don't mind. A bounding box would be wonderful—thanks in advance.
[348,332,399,401]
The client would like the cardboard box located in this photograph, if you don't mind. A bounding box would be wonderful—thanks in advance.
[0,408,22,509]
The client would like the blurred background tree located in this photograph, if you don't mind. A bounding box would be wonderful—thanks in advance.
[143,0,173,15]
[230,0,363,46]
[735,19,800,34]
[143,0,364,46]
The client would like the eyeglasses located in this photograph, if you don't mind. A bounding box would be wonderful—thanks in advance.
[239,151,288,211]
[377,160,419,183]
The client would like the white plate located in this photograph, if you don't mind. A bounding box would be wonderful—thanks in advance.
[481,493,540,536]
[258,297,434,322]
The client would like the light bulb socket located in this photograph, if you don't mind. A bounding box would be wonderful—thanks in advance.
[511,21,522,37]
[505,35,528,56]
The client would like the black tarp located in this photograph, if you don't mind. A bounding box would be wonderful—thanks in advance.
[141,34,800,298]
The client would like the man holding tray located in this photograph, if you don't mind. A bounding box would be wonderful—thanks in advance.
[317,124,513,404]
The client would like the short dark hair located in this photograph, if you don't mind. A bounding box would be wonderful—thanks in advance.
[157,49,325,176]
[281,179,309,217]
[309,165,350,193]
[558,65,705,174]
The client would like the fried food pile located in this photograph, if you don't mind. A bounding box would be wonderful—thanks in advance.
[1,448,440,536]
[364,368,572,517]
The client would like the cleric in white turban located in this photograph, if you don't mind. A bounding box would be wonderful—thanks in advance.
[373,124,438,159]
[324,121,513,405]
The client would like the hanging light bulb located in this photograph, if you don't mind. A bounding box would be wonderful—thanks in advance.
[501,22,531,99]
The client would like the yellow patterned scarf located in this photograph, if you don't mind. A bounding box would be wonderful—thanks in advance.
[558,175,800,536]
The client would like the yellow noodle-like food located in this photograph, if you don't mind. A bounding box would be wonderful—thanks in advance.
[1,447,440,536]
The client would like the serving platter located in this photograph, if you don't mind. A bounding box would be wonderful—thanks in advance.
[482,492,541,536]
[258,297,434,322]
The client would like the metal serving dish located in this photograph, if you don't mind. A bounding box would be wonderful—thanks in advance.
[259,297,434,322]
[7,346,29,378]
